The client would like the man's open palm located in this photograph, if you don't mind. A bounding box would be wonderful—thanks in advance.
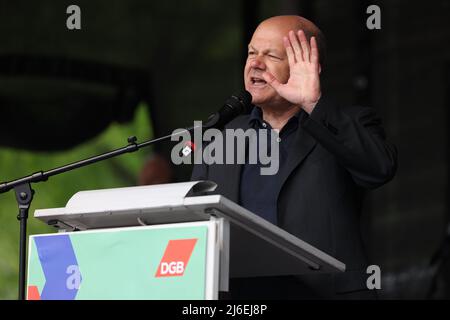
[262,30,321,114]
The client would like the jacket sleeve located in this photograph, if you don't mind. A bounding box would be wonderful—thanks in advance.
[300,97,398,189]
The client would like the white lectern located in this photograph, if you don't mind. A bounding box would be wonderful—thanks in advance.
[28,181,345,300]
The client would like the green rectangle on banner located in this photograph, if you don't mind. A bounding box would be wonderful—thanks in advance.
[27,223,211,300]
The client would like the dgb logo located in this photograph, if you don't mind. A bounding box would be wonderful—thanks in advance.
[155,239,197,278]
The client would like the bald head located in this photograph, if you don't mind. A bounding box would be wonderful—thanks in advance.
[254,15,327,66]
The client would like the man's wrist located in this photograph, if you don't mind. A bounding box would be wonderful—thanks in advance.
[302,93,322,114]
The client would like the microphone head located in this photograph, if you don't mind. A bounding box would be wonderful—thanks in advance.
[204,90,253,129]
[227,90,253,115]
[235,90,252,111]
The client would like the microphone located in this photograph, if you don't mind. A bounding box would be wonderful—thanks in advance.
[203,90,252,129]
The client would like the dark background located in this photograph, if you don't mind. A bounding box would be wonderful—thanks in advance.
[0,0,449,299]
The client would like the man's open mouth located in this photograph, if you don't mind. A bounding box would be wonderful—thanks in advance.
[250,77,267,86]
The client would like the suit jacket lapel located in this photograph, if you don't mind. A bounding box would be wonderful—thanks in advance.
[277,111,317,193]
[215,116,252,203]
[218,162,241,203]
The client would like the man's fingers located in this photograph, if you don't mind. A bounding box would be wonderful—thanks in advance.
[283,36,296,66]
[262,71,281,90]
[298,30,310,62]
[310,36,319,66]
[288,30,303,61]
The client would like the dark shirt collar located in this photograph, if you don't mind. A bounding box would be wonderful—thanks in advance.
[248,106,301,131]
[248,105,264,127]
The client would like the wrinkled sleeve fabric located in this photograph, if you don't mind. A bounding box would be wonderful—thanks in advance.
[300,97,398,189]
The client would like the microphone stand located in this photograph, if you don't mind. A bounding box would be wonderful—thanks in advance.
[0,126,199,300]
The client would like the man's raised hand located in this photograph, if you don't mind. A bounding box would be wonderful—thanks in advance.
[261,29,321,114]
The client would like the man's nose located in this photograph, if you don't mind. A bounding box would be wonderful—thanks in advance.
[250,57,266,70]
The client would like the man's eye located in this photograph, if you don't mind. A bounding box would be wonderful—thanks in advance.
[269,55,280,60]
[248,51,255,55]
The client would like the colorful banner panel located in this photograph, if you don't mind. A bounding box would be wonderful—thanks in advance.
[27,224,208,300]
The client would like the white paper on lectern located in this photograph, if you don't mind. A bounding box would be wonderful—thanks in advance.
[66,180,217,214]
[34,180,217,219]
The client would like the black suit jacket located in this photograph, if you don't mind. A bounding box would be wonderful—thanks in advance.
[191,97,397,298]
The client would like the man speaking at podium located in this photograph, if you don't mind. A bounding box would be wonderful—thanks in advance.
[191,15,397,299]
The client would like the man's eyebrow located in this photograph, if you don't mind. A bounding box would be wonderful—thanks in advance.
[248,45,282,56]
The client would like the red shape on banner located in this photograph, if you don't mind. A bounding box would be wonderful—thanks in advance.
[155,238,198,277]
[27,285,41,300]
